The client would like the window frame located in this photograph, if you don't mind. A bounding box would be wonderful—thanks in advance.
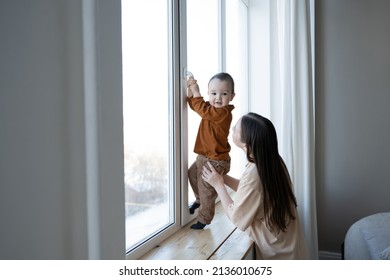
[124,0,182,260]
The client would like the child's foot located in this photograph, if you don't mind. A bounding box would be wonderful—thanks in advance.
[190,221,206,230]
[189,202,200,214]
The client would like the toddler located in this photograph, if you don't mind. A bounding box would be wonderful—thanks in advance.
[187,72,235,229]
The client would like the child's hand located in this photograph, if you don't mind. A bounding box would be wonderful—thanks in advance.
[187,76,200,97]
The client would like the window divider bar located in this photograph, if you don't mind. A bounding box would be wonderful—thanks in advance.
[219,0,226,72]
[178,0,192,226]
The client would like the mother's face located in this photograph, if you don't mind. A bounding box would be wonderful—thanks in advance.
[232,118,245,149]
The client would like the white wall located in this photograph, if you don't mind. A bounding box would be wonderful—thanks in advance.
[316,0,390,254]
[0,0,125,259]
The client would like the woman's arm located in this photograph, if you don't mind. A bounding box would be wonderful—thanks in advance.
[214,184,233,212]
[223,174,239,192]
[204,162,261,232]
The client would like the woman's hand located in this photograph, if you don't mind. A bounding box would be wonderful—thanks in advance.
[203,162,234,211]
[202,162,225,190]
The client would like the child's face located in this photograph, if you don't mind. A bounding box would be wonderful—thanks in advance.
[207,79,235,108]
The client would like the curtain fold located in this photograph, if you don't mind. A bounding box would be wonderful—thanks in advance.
[269,0,318,259]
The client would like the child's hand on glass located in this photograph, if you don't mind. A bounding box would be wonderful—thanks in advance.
[187,76,200,97]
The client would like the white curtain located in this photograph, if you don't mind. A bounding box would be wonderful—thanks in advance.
[269,0,318,259]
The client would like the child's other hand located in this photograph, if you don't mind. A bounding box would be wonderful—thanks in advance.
[187,76,200,97]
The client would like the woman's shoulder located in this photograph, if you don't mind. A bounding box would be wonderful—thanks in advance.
[244,162,259,176]
[240,162,261,189]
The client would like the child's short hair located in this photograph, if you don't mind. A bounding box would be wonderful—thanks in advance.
[208,72,235,93]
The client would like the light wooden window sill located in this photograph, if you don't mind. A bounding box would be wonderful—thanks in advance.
[139,201,255,260]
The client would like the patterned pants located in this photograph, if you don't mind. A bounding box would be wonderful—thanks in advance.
[188,155,230,224]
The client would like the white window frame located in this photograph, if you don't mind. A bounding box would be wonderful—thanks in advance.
[124,0,182,260]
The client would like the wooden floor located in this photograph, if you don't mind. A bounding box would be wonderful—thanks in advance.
[140,201,254,260]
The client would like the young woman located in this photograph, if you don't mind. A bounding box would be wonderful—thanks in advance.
[202,112,309,259]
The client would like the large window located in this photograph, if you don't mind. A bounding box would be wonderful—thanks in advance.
[122,0,248,259]
[122,0,177,257]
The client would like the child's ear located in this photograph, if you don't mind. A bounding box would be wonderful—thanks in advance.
[231,92,236,101]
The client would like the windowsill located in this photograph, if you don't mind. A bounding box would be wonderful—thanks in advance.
[139,201,254,260]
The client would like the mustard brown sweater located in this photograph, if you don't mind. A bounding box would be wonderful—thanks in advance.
[188,96,234,161]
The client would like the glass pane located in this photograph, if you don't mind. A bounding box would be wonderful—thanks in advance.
[186,0,219,203]
[121,0,172,252]
[226,0,249,177]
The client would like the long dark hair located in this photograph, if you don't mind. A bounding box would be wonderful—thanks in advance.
[240,112,297,233]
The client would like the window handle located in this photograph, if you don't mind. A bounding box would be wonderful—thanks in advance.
[184,68,193,78]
